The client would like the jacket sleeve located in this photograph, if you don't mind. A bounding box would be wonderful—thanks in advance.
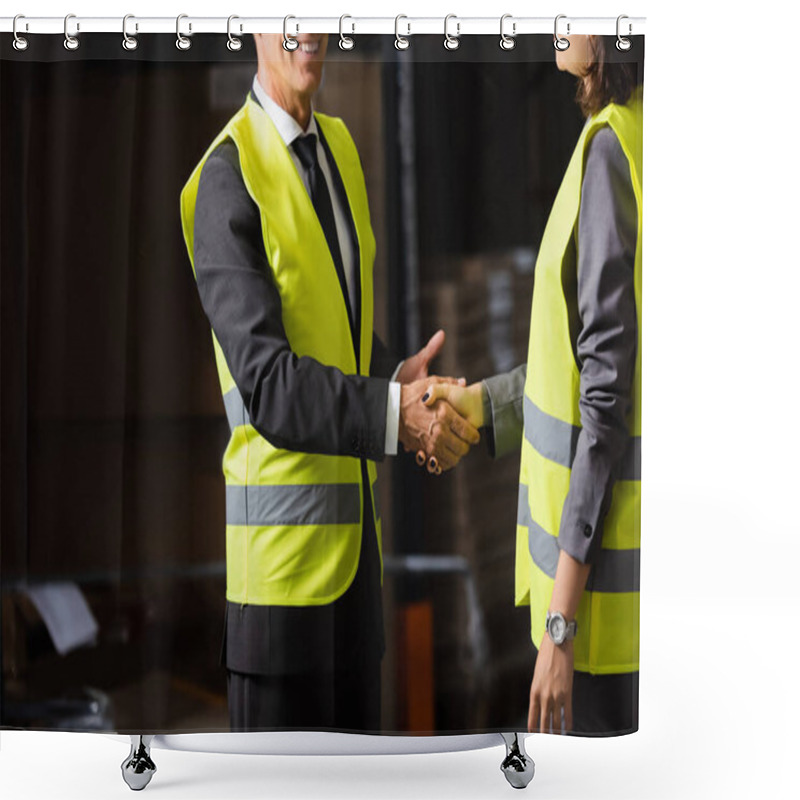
[370,332,399,380]
[557,126,639,565]
[193,140,389,461]
[482,364,527,459]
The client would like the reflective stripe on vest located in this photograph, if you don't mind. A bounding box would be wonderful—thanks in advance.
[523,395,641,482]
[226,484,362,527]
[180,96,382,607]
[518,486,640,594]
[223,386,251,431]
[517,90,643,674]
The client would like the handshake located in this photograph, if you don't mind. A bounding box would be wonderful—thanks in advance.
[395,330,485,476]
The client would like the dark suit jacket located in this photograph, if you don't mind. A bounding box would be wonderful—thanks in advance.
[192,96,390,675]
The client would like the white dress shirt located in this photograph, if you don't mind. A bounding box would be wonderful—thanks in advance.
[252,77,401,455]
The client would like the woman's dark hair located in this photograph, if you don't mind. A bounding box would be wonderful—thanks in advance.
[576,36,643,117]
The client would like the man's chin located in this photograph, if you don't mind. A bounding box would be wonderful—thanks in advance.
[299,76,323,95]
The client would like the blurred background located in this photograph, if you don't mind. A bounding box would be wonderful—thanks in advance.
[1,33,610,734]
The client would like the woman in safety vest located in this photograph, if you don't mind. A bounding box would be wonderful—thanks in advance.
[423,34,643,736]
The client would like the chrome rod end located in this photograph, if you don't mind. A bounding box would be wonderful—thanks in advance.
[121,735,157,791]
[500,733,535,790]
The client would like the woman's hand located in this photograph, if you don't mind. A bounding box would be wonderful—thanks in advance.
[399,378,480,472]
[414,382,485,472]
[527,634,574,734]
[421,381,485,429]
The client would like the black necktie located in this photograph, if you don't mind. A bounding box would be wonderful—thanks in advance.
[291,133,353,326]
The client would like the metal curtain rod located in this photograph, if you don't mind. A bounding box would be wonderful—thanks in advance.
[1,15,646,36]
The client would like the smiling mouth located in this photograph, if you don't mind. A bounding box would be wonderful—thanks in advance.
[298,41,320,55]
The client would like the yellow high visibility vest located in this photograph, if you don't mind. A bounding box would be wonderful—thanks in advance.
[517,90,643,674]
[180,95,382,606]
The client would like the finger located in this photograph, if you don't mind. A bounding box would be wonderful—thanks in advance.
[540,697,553,736]
[424,419,470,465]
[426,374,465,388]
[443,406,481,445]
[421,383,452,407]
[528,693,540,733]
[419,330,446,369]
[441,430,470,459]
[429,444,457,472]
[415,450,426,466]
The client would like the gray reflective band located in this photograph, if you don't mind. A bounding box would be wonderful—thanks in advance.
[227,484,361,527]
[518,486,640,594]
[223,387,252,431]
[517,486,560,579]
[523,396,641,481]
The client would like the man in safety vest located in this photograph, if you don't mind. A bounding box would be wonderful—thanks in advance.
[180,33,479,732]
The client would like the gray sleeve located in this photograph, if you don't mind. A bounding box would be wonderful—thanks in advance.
[557,126,639,564]
[482,364,527,459]
[193,140,389,461]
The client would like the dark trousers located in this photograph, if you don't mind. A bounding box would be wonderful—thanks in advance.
[225,462,384,733]
[571,669,639,735]
[227,657,382,732]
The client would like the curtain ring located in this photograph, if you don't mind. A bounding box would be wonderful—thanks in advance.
[499,14,516,51]
[443,14,460,51]
[122,14,138,51]
[63,13,80,51]
[394,15,410,50]
[176,14,192,50]
[339,14,355,51]
[553,14,570,51]
[227,15,242,51]
[12,14,29,51]
[616,14,632,51]
[283,15,299,51]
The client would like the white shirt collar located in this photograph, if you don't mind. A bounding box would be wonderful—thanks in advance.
[252,75,318,147]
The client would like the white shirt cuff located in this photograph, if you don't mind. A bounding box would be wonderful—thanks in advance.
[384,380,401,456]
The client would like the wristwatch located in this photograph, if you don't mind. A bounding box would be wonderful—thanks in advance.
[545,611,578,646]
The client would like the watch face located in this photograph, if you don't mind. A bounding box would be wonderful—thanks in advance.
[550,614,566,644]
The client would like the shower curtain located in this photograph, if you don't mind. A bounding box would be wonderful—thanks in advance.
[1,28,644,740]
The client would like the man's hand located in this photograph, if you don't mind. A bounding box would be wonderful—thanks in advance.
[527,635,574,735]
[399,378,480,472]
[422,381,485,429]
[395,330,447,385]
